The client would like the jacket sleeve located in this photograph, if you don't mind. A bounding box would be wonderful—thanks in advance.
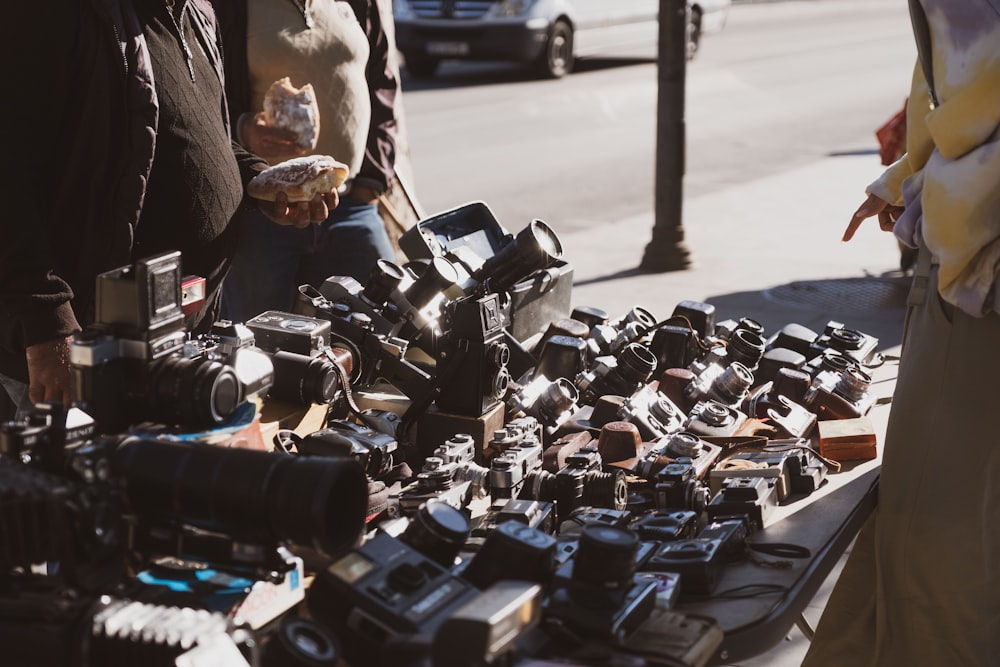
[351,0,399,194]
[866,63,936,206]
[0,5,82,350]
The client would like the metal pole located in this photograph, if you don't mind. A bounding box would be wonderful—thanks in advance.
[640,0,692,272]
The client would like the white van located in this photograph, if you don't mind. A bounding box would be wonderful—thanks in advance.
[391,0,731,79]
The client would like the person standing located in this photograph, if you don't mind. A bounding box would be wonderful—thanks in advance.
[215,0,400,324]
[0,0,337,418]
[802,1,1000,664]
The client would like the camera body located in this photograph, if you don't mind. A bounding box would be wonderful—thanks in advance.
[641,537,726,597]
[685,400,749,438]
[804,367,876,420]
[654,460,709,513]
[616,384,686,442]
[299,419,398,480]
[809,320,880,365]
[575,343,658,406]
[506,375,579,432]
[488,431,544,502]
[545,524,658,640]
[307,531,480,666]
[519,446,628,522]
[434,293,511,417]
[706,475,780,532]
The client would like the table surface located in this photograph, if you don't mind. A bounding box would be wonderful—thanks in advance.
[681,355,897,665]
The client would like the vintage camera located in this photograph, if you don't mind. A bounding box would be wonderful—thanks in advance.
[803,366,876,420]
[396,451,485,516]
[786,446,829,495]
[641,537,726,597]
[631,510,699,542]
[0,404,125,591]
[434,293,511,417]
[482,416,544,461]
[306,530,480,666]
[709,446,798,501]
[587,306,657,358]
[744,383,818,439]
[518,446,628,521]
[470,498,557,540]
[684,360,755,409]
[533,334,589,385]
[705,475,780,532]
[685,400,749,438]
[575,342,658,406]
[397,499,473,568]
[432,580,544,667]
[488,431,543,502]
[648,324,701,374]
[462,520,558,589]
[616,384,687,442]
[545,524,659,640]
[71,252,264,433]
[670,300,716,340]
[299,419,399,481]
[809,320,880,365]
[714,322,767,372]
[243,310,331,357]
[653,460,709,513]
[507,375,580,432]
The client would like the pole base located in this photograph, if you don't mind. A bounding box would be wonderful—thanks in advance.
[639,241,692,272]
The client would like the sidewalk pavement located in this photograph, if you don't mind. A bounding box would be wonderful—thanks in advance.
[559,150,906,667]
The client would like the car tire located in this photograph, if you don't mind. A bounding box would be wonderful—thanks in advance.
[686,8,702,61]
[404,53,440,78]
[536,19,574,79]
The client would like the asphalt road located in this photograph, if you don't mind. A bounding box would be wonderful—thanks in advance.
[397,0,916,235]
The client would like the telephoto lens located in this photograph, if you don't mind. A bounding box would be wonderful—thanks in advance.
[111,439,368,556]
[474,219,563,292]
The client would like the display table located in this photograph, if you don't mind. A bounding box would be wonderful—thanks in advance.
[682,356,896,665]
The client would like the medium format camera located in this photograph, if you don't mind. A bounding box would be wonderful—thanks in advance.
[434,293,511,417]
[71,252,273,433]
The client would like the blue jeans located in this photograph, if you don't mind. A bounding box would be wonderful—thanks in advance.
[222,196,395,324]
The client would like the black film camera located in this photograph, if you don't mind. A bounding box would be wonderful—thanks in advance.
[71,252,271,433]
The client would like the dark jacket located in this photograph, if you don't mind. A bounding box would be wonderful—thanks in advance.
[212,0,398,194]
[0,0,268,381]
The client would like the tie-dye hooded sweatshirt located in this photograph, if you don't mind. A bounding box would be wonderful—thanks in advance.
[866,0,1000,316]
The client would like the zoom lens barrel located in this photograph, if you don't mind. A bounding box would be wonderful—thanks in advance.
[112,439,368,556]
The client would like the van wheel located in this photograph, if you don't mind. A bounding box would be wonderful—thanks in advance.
[686,8,702,60]
[537,20,573,78]
[405,53,440,78]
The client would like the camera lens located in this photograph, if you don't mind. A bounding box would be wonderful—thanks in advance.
[710,362,754,405]
[617,343,658,384]
[112,439,367,556]
[582,469,629,512]
[572,523,639,588]
[463,521,557,589]
[263,616,340,667]
[728,328,766,370]
[270,350,340,405]
[148,356,242,428]
[834,367,872,402]
[475,220,563,292]
[363,259,406,306]
[400,499,471,567]
[405,257,459,310]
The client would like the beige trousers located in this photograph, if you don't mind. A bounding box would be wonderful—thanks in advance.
[802,244,1000,666]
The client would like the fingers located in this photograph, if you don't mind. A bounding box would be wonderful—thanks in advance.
[843,194,889,242]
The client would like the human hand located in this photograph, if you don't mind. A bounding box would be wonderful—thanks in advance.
[842,193,904,242]
[25,336,75,408]
[240,112,309,161]
[257,190,340,229]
